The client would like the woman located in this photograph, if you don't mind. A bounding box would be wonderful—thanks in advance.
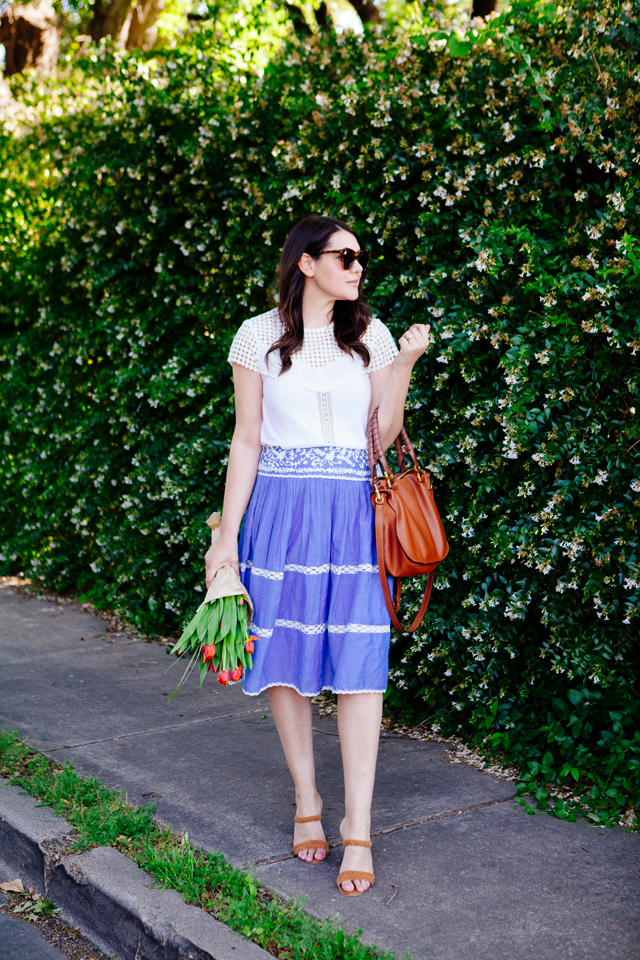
[205,214,430,896]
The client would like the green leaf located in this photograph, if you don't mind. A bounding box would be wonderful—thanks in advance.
[551,697,569,717]
[220,597,232,639]
[228,596,238,636]
[206,606,218,647]
[168,649,199,703]
[447,34,473,57]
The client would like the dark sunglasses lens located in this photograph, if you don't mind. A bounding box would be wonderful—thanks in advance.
[341,249,370,270]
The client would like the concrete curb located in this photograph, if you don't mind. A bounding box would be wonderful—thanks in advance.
[0,778,271,960]
[0,778,73,895]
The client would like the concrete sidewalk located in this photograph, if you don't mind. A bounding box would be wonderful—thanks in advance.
[1,578,639,960]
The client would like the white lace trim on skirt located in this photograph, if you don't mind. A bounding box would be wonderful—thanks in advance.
[242,681,387,698]
[250,620,390,638]
[240,561,378,577]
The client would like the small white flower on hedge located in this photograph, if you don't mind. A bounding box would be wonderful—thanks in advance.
[518,481,535,496]
[474,250,495,271]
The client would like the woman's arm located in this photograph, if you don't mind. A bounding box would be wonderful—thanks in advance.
[369,323,430,452]
[204,363,263,587]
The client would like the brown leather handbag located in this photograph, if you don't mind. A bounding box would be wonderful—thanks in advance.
[367,407,449,634]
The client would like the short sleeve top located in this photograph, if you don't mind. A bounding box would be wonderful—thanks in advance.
[228,308,398,450]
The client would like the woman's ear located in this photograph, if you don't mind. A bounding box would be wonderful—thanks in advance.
[298,252,315,278]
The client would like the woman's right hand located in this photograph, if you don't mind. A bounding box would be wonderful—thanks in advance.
[204,535,240,589]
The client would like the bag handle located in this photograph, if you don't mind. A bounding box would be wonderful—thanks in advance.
[367,407,420,481]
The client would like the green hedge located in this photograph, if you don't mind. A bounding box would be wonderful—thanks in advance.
[1,0,639,823]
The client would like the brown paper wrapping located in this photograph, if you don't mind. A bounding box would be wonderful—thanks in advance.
[201,511,254,624]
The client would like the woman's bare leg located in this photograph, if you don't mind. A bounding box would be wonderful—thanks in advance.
[337,691,383,893]
[268,686,326,862]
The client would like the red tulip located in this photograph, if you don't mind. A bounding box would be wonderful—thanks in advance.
[230,666,243,682]
[218,671,229,685]
[248,635,259,643]
[207,661,216,673]
[244,639,254,654]
[238,598,244,606]
[201,643,216,663]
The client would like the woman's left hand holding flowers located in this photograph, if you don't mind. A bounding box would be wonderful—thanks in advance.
[397,323,431,366]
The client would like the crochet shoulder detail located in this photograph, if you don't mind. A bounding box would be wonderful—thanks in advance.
[228,309,282,372]
[365,316,398,372]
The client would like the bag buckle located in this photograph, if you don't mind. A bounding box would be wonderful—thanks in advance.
[371,478,386,503]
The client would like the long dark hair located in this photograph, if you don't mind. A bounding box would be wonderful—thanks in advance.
[266,215,372,373]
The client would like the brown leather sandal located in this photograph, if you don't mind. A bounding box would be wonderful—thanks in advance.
[292,814,328,863]
[336,839,375,896]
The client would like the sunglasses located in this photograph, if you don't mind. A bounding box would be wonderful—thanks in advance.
[317,247,371,271]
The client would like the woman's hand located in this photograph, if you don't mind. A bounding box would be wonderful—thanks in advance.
[205,535,240,588]
[397,323,431,366]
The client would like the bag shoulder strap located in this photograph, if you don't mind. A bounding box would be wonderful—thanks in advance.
[374,499,435,634]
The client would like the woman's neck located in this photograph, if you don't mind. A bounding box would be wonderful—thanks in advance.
[301,284,335,329]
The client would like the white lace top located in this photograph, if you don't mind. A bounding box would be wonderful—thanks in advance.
[228,308,398,450]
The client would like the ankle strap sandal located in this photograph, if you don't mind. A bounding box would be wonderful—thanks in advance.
[336,839,375,896]
[293,814,329,862]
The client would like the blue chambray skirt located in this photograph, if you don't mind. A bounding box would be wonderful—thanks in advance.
[239,446,391,697]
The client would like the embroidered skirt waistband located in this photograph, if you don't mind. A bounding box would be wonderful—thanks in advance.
[258,446,369,481]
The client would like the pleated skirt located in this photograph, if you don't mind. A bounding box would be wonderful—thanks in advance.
[239,446,391,697]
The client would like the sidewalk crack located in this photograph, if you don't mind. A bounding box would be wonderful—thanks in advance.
[47,708,267,751]
[248,794,517,869]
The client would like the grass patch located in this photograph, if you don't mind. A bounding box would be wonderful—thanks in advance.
[0,730,393,960]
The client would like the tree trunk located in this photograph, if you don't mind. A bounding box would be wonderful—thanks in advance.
[472,0,498,19]
[0,1,59,76]
[345,0,380,24]
[125,0,165,49]
[89,0,134,43]
[284,3,311,37]
[314,1,331,29]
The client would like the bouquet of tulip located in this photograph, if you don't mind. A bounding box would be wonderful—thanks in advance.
[168,512,258,699]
